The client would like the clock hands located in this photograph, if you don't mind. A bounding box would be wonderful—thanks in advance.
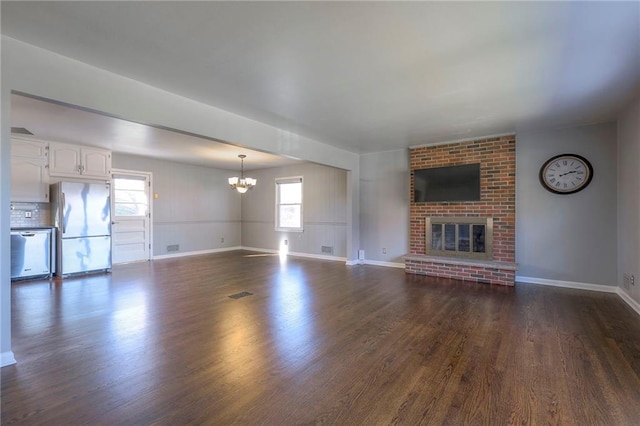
[559,170,578,177]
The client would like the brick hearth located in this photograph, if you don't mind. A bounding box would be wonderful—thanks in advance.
[407,135,517,286]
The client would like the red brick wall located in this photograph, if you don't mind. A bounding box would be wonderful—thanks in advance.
[405,259,516,287]
[408,135,516,284]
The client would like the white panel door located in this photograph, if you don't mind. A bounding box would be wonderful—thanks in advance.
[111,170,152,264]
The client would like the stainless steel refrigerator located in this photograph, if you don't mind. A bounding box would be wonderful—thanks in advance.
[51,181,112,276]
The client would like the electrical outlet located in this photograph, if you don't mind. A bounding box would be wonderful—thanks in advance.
[382,247,387,254]
[623,273,634,290]
[220,237,224,243]
[25,211,32,218]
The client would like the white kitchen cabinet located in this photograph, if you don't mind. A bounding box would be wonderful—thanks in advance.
[80,146,112,178]
[12,137,48,159]
[49,142,111,179]
[11,137,49,202]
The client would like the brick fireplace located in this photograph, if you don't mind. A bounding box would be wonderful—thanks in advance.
[405,135,518,286]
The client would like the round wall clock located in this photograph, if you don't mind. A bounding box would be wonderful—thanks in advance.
[539,153,593,194]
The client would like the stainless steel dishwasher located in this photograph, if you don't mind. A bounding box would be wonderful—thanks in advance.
[10,228,54,280]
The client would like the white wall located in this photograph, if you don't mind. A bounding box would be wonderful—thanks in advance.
[617,95,640,304]
[359,150,409,264]
[1,78,16,366]
[241,163,347,258]
[516,122,618,286]
[113,154,241,256]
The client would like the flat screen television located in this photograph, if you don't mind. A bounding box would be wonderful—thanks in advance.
[414,163,481,202]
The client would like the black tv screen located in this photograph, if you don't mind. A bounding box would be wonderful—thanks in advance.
[414,163,481,202]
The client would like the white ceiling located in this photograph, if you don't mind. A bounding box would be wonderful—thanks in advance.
[3,1,639,162]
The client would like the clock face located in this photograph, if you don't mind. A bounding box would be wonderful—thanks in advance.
[539,154,593,194]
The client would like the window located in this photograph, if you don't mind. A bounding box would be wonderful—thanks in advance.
[113,176,148,217]
[276,177,303,231]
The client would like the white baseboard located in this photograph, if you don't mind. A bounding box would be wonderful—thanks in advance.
[363,259,406,269]
[288,251,347,262]
[153,246,242,260]
[153,246,397,268]
[241,246,347,263]
[239,246,279,255]
[1,351,16,367]
[516,276,618,293]
[517,275,640,317]
[617,288,640,316]
[240,248,402,268]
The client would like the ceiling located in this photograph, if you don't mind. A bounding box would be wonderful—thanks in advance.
[3,2,639,163]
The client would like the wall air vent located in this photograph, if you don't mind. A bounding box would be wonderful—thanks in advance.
[11,127,34,135]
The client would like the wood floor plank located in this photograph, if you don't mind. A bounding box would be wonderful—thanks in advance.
[2,250,640,424]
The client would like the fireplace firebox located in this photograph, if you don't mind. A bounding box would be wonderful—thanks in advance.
[425,217,493,260]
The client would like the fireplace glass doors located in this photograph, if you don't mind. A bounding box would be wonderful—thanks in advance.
[426,217,493,260]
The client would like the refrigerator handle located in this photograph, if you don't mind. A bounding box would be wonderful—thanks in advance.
[61,192,66,235]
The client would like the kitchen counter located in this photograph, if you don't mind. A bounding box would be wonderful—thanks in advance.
[11,226,56,230]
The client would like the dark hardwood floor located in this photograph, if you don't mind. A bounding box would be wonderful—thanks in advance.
[2,250,640,425]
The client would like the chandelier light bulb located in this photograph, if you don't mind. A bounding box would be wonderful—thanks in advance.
[228,154,257,193]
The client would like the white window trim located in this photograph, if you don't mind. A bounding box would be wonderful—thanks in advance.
[275,176,303,232]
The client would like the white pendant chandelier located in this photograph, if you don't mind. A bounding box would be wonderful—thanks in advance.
[228,154,257,194]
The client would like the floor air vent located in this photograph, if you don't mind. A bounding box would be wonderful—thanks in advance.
[228,291,253,300]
